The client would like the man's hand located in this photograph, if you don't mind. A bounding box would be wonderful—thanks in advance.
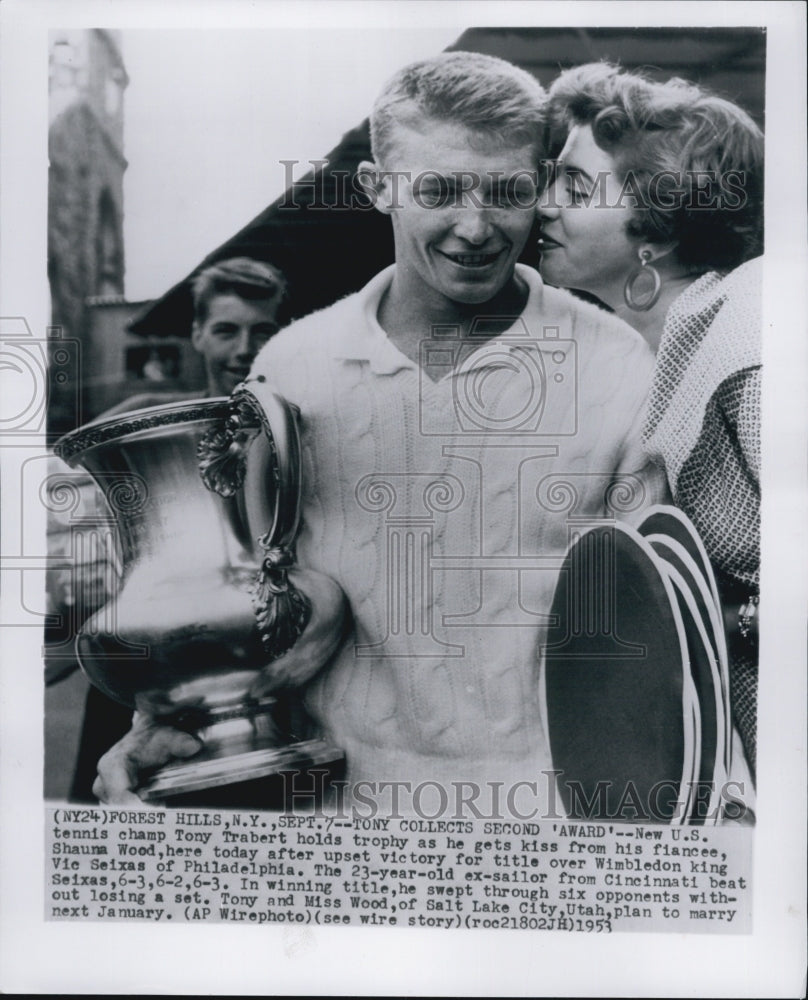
[92,712,202,804]
[247,647,322,701]
[248,565,350,700]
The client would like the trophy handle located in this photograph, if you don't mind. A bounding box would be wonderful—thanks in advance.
[236,382,303,553]
[197,382,312,661]
[237,383,312,659]
[196,383,302,551]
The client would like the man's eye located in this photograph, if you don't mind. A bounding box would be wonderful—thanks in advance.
[252,326,278,340]
[210,325,237,337]
[419,188,445,205]
[493,183,535,208]
[414,177,451,207]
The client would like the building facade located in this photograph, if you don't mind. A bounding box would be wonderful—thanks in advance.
[48,30,128,429]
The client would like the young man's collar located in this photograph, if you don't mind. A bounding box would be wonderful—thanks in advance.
[333,265,550,377]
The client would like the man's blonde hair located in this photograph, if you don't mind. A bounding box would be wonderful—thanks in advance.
[370,51,547,167]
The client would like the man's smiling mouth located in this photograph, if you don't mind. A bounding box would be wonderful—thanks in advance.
[438,249,505,268]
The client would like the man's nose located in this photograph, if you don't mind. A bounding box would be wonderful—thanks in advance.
[233,329,254,359]
[452,206,494,244]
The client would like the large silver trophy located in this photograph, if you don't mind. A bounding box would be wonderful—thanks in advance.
[55,383,347,807]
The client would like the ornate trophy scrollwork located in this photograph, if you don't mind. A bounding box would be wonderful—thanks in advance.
[250,543,312,658]
[55,387,346,807]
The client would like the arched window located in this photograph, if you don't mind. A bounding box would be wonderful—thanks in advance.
[95,189,123,296]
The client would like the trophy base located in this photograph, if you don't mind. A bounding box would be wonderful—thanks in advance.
[137,738,345,810]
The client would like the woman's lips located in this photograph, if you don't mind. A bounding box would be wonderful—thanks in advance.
[537,233,563,250]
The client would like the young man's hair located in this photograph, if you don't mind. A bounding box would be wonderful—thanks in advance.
[370,51,548,167]
[191,257,287,323]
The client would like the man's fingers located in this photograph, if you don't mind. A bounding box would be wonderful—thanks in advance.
[248,672,281,700]
[92,772,142,805]
[94,744,143,804]
[136,728,202,768]
[93,723,203,803]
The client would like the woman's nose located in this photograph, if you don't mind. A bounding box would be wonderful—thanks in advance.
[536,179,562,220]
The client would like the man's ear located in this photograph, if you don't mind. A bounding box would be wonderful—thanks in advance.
[356,159,394,215]
[190,321,203,351]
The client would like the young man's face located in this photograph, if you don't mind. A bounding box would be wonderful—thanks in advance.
[376,119,539,311]
[191,292,281,395]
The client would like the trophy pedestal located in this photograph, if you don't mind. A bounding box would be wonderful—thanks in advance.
[134,694,345,808]
[138,737,346,809]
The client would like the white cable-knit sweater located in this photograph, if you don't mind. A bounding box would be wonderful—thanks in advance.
[250,265,668,796]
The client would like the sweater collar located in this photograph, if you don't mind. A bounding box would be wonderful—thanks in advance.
[333,264,549,377]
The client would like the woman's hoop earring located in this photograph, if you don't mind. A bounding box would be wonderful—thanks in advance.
[623,250,662,312]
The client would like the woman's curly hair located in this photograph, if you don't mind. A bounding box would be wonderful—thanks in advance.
[547,62,764,274]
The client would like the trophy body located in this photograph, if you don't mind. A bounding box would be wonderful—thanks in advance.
[55,387,346,806]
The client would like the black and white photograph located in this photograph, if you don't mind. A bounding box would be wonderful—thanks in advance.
[1,0,805,995]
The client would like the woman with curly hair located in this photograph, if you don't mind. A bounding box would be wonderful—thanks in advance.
[537,62,763,781]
